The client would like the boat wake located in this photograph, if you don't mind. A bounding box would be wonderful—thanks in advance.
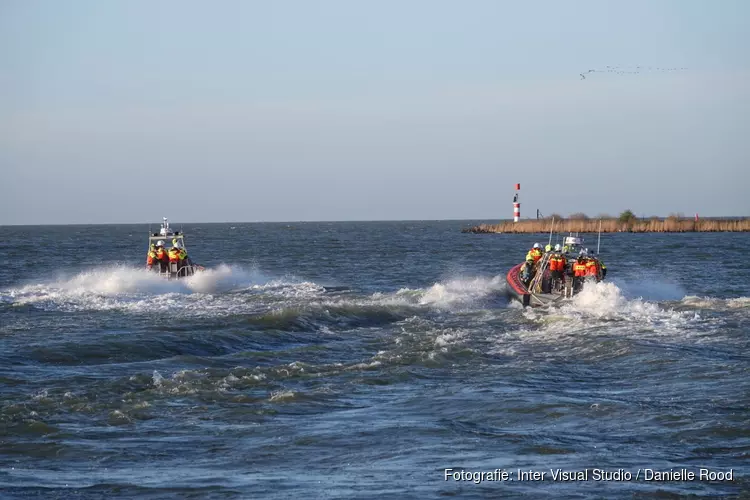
[0,266,507,318]
[508,279,750,356]
[9,264,273,297]
[555,281,697,324]
[382,275,506,309]
[0,265,321,314]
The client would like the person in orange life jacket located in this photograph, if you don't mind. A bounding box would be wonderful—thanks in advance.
[525,243,543,263]
[580,248,603,281]
[147,240,169,271]
[548,243,567,289]
[588,251,607,279]
[146,244,156,269]
[168,240,188,269]
[521,243,543,284]
[572,251,588,292]
[585,256,600,279]
[520,243,540,282]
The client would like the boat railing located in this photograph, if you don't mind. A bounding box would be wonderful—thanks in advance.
[529,253,551,293]
[177,265,198,278]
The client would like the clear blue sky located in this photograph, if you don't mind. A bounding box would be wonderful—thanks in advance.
[1,0,748,224]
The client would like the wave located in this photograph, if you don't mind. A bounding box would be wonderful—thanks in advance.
[385,275,506,309]
[0,264,324,315]
[0,266,507,326]
[505,280,702,349]
[556,281,697,323]
[6,264,270,297]
[681,295,750,310]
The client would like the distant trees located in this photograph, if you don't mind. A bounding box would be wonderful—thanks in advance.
[619,209,636,223]
[569,212,589,220]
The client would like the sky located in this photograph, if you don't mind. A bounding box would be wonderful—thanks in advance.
[1,0,748,224]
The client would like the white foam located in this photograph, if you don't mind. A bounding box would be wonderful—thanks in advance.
[682,295,750,310]
[369,276,505,310]
[488,281,704,355]
[728,297,750,308]
[555,281,698,326]
[7,264,268,298]
[0,264,321,316]
[418,276,504,307]
[269,390,296,402]
[434,329,468,347]
[181,264,269,294]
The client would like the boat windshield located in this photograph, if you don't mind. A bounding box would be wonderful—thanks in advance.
[562,236,584,255]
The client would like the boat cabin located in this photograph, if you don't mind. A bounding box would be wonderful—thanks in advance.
[562,235,584,256]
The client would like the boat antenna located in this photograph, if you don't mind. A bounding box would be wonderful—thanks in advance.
[597,218,602,254]
[547,216,555,248]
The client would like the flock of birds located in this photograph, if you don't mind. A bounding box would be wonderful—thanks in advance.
[579,66,688,79]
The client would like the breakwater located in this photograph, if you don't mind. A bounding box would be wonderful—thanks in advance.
[463,217,750,234]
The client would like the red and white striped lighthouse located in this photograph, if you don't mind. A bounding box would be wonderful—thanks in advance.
[513,183,521,222]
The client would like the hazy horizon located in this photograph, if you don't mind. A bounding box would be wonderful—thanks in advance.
[2,213,748,228]
[2,0,749,225]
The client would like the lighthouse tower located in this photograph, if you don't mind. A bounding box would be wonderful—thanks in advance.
[513,183,520,222]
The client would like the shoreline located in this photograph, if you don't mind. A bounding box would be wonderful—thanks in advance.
[462,218,750,233]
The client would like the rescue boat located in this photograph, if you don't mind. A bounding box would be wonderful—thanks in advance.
[147,217,205,279]
[506,234,606,307]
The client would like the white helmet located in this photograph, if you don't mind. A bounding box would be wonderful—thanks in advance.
[554,244,561,252]
[156,240,165,247]
[533,243,541,249]
[173,240,183,249]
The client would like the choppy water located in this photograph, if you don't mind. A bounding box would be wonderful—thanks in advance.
[1,222,749,499]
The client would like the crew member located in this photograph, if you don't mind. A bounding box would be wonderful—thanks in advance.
[176,240,189,263]
[525,243,543,263]
[572,253,588,292]
[147,240,169,272]
[168,240,188,273]
[146,243,155,270]
[588,252,607,280]
[548,244,567,291]
[585,255,600,280]
[521,254,534,285]
[521,243,543,285]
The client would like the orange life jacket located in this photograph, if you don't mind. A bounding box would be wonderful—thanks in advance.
[573,261,587,277]
[168,248,183,262]
[549,254,566,272]
[585,259,599,276]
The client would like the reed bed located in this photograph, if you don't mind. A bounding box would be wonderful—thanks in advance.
[463,218,750,234]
